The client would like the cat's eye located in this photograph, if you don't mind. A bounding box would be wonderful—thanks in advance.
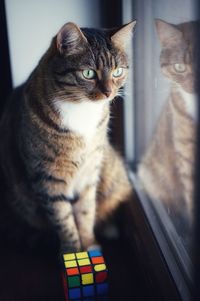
[174,63,186,73]
[112,68,124,78]
[82,69,96,80]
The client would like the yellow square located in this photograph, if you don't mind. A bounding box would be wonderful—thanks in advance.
[94,264,106,272]
[82,273,94,285]
[64,260,77,268]
[78,258,90,266]
[76,252,88,259]
[63,253,75,261]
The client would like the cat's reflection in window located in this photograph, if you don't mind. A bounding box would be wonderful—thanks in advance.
[138,19,199,245]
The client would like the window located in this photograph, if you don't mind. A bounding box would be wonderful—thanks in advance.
[122,0,199,299]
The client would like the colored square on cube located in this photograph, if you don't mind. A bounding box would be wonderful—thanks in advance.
[96,283,108,295]
[69,288,81,299]
[95,271,107,283]
[80,266,92,274]
[62,249,108,300]
[64,253,76,261]
[88,250,102,257]
[76,252,88,259]
[91,256,104,264]
[82,285,95,297]
[68,276,80,288]
[81,273,94,285]
[78,258,90,266]
[65,260,77,268]
[67,267,79,276]
[94,264,106,272]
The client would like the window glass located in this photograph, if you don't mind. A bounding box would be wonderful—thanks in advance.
[123,0,198,283]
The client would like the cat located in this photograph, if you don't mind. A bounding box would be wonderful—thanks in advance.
[0,21,136,254]
[138,19,199,223]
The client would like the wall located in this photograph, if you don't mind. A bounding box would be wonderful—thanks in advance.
[5,0,101,87]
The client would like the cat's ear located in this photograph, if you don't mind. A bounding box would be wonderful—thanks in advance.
[56,22,87,54]
[111,21,136,50]
[155,19,182,46]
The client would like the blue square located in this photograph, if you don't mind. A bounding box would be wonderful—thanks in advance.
[69,288,81,299]
[82,285,95,297]
[88,250,102,257]
[97,283,108,295]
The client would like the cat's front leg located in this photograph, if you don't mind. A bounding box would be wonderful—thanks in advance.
[73,185,97,250]
[45,200,82,252]
[30,168,82,252]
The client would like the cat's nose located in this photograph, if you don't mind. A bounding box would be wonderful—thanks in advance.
[103,90,112,98]
[100,81,112,98]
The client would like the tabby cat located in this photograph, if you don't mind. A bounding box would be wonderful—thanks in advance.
[138,19,199,221]
[0,21,136,253]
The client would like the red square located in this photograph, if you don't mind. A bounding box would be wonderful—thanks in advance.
[79,265,92,273]
[91,256,104,264]
[95,271,108,283]
[66,267,79,276]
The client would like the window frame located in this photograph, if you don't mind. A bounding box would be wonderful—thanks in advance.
[0,0,12,116]
[101,0,125,154]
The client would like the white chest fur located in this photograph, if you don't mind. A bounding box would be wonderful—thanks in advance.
[54,99,108,140]
[178,86,198,122]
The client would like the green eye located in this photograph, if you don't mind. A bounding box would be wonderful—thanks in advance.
[113,67,124,78]
[82,69,96,79]
[174,63,186,73]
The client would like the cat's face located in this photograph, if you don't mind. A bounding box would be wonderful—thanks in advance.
[46,22,136,103]
[155,19,200,94]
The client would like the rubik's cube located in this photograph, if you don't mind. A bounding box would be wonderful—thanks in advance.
[62,249,109,301]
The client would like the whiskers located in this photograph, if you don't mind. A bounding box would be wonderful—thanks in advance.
[116,87,125,98]
[115,86,133,99]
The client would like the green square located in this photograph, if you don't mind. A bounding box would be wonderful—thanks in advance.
[68,276,80,288]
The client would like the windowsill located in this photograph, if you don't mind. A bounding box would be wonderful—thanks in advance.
[124,172,193,301]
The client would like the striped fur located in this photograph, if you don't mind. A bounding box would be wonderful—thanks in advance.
[0,21,136,253]
[138,20,199,222]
